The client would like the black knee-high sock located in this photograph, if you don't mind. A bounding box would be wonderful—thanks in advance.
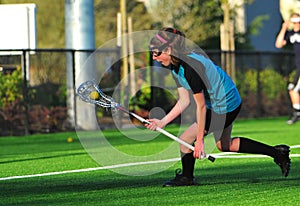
[238,137,277,158]
[181,152,195,178]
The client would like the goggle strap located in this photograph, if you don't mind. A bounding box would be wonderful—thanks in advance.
[156,34,168,44]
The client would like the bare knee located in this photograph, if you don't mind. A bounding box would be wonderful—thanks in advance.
[216,137,240,152]
[216,141,230,152]
[216,143,229,152]
[180,144,193,153]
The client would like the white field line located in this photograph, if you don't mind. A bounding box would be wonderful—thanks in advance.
[1,144,300,181]
[290,144,300,149]
[0,158,180,181]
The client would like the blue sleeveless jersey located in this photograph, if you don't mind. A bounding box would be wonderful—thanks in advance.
[172,52,241,114]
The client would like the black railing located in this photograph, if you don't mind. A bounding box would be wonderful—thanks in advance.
[0,49,295,135]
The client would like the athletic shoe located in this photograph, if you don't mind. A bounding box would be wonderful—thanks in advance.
[163,169,198,187]
[286,114,298,125]
[287,110,300,124]
[274,145,291,177]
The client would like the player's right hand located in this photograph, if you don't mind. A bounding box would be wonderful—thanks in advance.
[145,118,161,131]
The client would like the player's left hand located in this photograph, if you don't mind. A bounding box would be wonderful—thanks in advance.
[194,140,206,159]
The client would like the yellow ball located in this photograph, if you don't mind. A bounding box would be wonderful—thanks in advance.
[90,91,99,100]
[67,137,73,143]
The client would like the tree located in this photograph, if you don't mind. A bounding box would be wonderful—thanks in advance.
[94,0,154,47]
[145,0,224,49]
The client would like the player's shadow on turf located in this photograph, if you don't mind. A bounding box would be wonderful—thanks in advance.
[194,161,299,185]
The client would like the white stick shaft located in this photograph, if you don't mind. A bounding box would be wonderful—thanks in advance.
[155,127,195,151]
[130,112,194,150]
[126,109,215,162]
[156,127,215,162]
[130,112,149,124]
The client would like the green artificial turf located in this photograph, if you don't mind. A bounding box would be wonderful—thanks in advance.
[0,117,299,206]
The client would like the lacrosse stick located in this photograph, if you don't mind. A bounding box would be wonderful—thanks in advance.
[77,80,215,162]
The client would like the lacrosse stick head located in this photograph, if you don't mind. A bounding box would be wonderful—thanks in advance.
[77,80,119,109]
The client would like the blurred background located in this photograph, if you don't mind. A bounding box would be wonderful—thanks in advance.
[0,0,297,136]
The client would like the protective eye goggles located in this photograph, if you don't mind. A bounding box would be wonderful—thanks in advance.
[150,49,162,57]
[149,44,169,57]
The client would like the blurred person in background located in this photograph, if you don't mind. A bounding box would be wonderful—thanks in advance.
[276,13,300,124]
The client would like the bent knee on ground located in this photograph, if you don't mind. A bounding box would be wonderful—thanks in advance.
[216,142,230,152]
[216,138,239,152]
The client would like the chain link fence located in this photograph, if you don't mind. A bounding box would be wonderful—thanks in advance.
[0,49,295,136]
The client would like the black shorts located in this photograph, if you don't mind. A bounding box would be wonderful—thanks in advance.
[205,103,242,133]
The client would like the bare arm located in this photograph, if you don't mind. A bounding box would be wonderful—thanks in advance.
[275,21,289,48]
[192,92,207,159]
[146,87,190,130]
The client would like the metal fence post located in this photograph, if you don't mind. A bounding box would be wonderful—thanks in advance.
[21,50,29,135]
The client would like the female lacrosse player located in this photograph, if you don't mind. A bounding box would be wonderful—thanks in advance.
[146,27,291,187]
